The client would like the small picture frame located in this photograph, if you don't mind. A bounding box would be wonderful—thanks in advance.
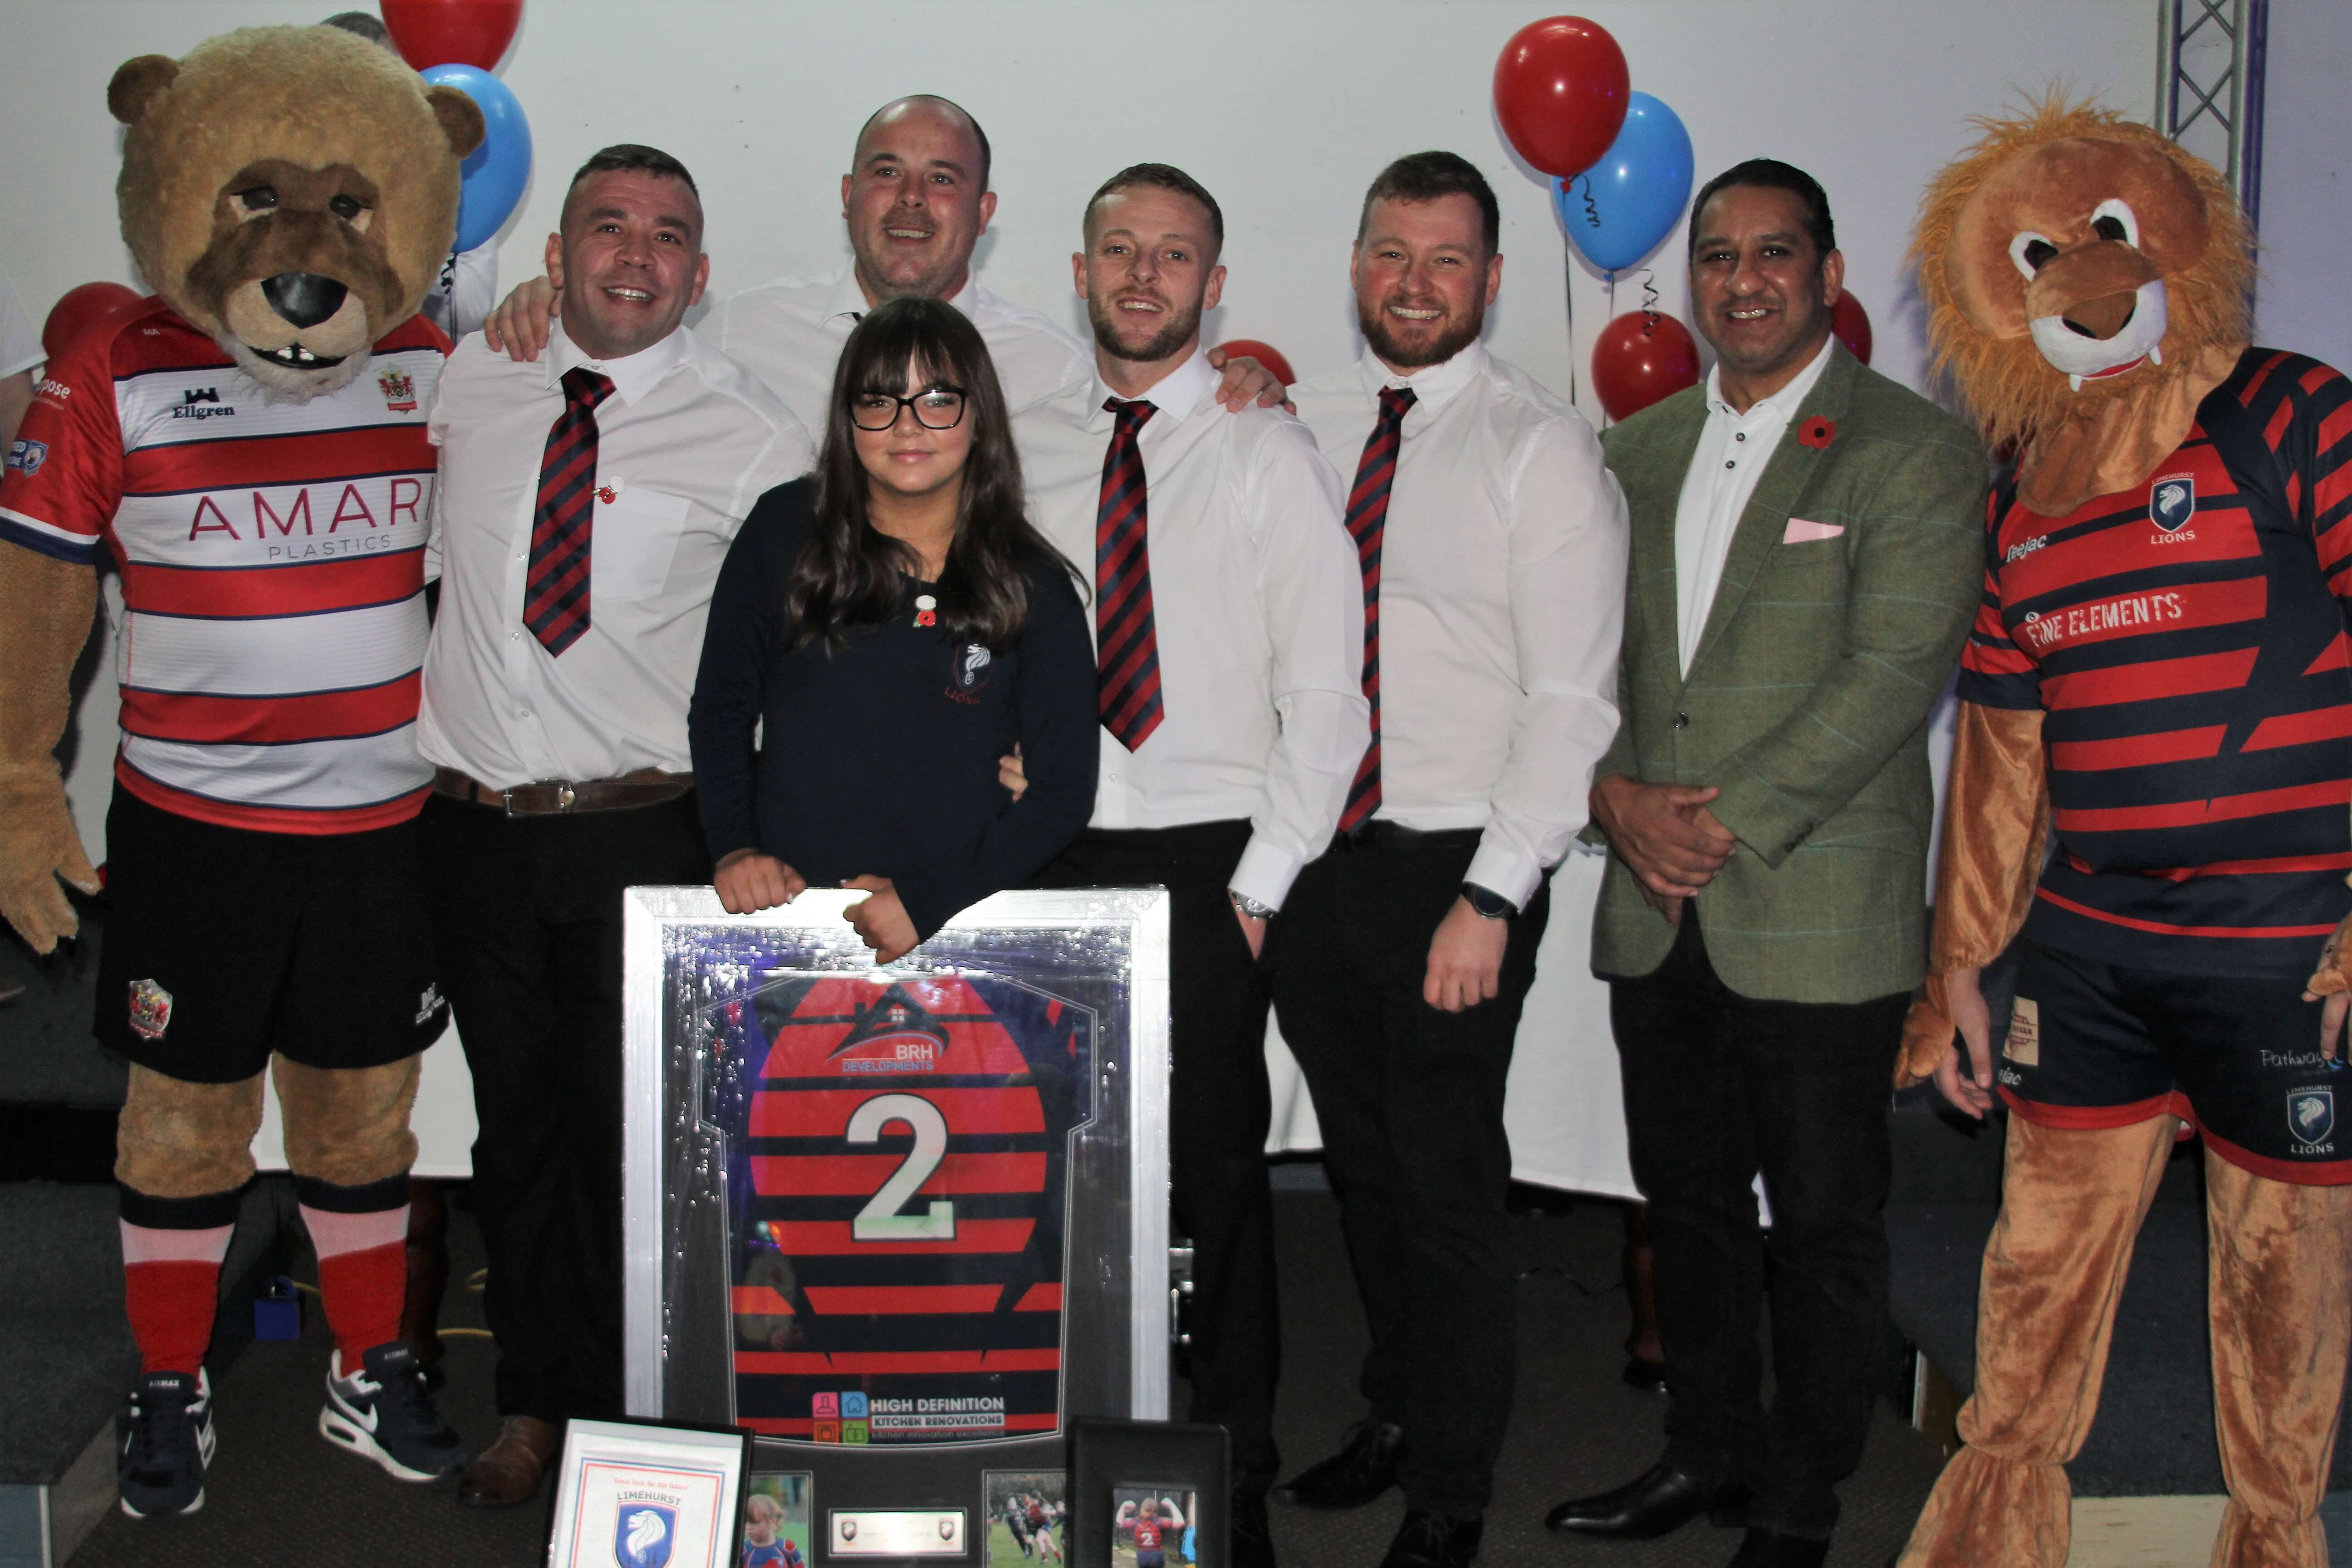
[982,1468,1068,1567]
[1068,1419,1229,1568]
[546,1416,754,1568]
[740,1471,815,1568]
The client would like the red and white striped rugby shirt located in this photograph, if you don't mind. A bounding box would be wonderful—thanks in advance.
[0,299,448,835]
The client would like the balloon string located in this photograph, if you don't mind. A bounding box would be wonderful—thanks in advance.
[1640,269,1660,338]
[1577,173,1602,230]
[1563,247,1578,409]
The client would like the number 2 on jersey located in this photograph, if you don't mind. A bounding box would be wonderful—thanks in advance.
[847,1093,957,1241]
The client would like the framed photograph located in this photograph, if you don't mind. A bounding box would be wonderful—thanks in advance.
[741,1472,815,1568]
[1069,1420,1229,1568]
[981,1469,1068,1567]
[622,887,1172,1561]
[545,1416,753,1568]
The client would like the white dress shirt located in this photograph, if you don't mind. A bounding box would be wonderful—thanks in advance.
[1289,343,1628,908]
[420,320,813,787]
[710,268,1090,432]
[1014,348,1367,911]
[1673,334,1836,674]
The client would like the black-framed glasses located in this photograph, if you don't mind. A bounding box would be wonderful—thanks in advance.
[849,385,968,431]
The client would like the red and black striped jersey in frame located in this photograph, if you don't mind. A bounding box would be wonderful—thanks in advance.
[0,299,449,835]
[715,973,1094,1442]
[1959,349,2352,977]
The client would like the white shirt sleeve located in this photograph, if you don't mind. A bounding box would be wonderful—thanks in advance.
[1229,422,1370,909]
[1464,416,1629,907]
[0,271,43,379]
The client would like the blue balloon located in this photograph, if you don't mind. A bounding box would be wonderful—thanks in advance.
[1551,92,1695,276]
[421,63,532,253]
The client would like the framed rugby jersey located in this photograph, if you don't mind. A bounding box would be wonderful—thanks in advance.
[622,887,1170,1563]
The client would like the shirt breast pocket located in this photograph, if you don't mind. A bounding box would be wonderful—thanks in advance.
[591,486,691,603]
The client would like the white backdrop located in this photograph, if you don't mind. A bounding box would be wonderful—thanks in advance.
[7,0,2193,1188]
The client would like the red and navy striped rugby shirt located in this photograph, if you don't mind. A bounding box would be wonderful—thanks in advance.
[1960,348,2352,977]
[0,299,446,835]
[715,973,1093,1442]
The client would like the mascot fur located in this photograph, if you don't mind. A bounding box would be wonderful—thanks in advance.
[0,26,481,1514]
[1897,100,2352,1568]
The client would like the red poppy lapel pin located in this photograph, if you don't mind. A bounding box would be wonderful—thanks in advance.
[1796,415,1837,450]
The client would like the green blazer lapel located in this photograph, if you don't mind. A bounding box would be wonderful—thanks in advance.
[1621,396,1706,698]
[1686,343,1860,674]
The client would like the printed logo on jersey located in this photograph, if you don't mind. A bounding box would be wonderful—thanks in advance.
[173,387,234,421]
[947,643,994,705]
[414,982,445,1028]
[377,367,418,413]
[614,1502,676,1568]
[2150,472,2196,533]
[127,979,173,1041]
[5,437,45,475]
[2005,533,2048,565]
[2002,996,2040,1067]
[34,377,69,407]
[2290,1087,2336,1151]
[827,987,949,1073]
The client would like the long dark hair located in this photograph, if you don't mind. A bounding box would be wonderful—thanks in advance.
[788,296,1073,650]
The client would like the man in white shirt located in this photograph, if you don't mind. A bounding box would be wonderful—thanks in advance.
[484,97,1280,424]
[1014,164,1367,1568]
[418,143,812,1510]
[1272,153,1627,1568]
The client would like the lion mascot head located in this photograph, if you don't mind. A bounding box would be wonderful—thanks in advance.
[1913,98,2253,514]
[106,25,484,399]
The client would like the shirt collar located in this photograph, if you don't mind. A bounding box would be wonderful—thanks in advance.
[821,267,984,326]
[1354,338,1485,416]
[547,318,691,407]
[1086,346,1219,431]
[1704,333,1835,422]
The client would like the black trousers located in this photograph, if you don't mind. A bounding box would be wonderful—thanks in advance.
[1606,909,1907,1540]
[1271,836,1548,1517]
[1033,821,1281,1491]
[420,791,710,1424]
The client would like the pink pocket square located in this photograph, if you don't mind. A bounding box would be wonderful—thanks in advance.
[1781,518,1845,544]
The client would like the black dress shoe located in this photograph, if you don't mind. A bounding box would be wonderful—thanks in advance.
[1621,1356,1667,1392]
[1725,1526,1829,1567]
[1544,1459,1749,1539]
[1270,1418,1403,1509]
[1231,1490,1276,1568]
[1379,1508,1481,1568]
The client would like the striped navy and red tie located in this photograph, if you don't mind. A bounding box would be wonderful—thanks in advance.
[523,367,615,656]
[1338,384,1416,834]
[1095,397,1162,751]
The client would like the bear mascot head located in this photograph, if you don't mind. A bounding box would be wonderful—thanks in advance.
[1911,97,2252,515]
[106,25,483,398]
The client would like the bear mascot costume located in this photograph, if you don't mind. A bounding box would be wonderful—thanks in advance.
[1896,100,2352,1568]
[0,26,483,1516]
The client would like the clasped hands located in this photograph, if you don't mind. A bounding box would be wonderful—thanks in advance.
[1588,774,1736,923]
[711,851,917,964]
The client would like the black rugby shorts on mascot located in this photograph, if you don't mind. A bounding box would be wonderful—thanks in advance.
[1998,938,2352,1185]
[94,787,448,1083]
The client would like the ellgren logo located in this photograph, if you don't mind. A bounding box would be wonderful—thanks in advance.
[2149,472,2196,533]
[614,1504,675,1568]
[5,437,46,475]
[2290,1087,2335,1149]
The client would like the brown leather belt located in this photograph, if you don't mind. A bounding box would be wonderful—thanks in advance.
[432,765,693,817]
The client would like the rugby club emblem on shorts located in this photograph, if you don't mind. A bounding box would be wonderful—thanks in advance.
[2289,1087,2336,1148]
[614,1502,675,1568]
[127,978,173,1041]
[2150,472,2195,532]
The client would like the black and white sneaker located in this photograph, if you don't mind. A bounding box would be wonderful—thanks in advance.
[318,1342,464,1481]
[118,1367,215,1518]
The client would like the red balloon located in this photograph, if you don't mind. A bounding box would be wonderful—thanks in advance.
[381,0,524,71]
[1493,16,1630,179]
[1212,338,1295,387]
[1830,291,1873,365]
[42,282,144,364]
[1592,309,1700,422]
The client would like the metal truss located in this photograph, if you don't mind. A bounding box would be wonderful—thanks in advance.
[2156,0,2269,233]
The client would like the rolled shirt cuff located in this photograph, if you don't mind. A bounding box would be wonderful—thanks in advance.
[1227,833,1305,914]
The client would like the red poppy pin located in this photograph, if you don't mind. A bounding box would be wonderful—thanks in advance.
[1796,415,1836,450]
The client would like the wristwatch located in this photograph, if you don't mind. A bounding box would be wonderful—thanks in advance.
[1460,882,1516,920]
[1229,890,1276,921]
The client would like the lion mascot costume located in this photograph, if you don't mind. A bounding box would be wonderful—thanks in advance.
[0,26,482,1516]
[1896,101,2352,1568]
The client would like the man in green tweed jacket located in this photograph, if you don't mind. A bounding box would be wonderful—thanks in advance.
[1545,162,1986,1568]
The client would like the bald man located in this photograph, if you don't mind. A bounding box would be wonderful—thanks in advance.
[487,96,1279,423]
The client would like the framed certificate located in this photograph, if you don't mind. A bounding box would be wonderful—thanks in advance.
[545,1417,753,1568]
[622,887,1172,1563]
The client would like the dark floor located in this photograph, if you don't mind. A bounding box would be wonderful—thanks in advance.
[63,1185,1944,1568]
